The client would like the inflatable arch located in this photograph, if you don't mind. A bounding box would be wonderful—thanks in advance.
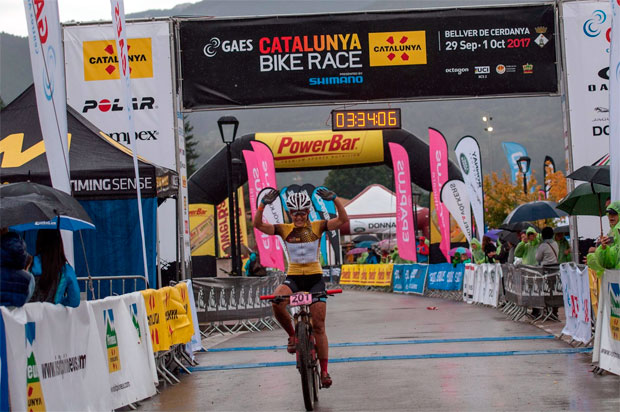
[189,128,462,204]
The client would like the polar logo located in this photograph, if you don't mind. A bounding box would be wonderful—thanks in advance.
[583,10,607,37]
[203,37,221,57]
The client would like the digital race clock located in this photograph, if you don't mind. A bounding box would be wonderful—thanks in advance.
[331,108,401,131]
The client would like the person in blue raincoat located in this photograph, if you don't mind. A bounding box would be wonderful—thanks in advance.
[30,230,80,307]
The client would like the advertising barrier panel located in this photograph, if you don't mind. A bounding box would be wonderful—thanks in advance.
[338,264,392,286]
[1,304,112,411]
[179,5,557,108]
[593,270,620,375]
[393,264,428,295]
[427,263,465,291]
[560,263,592,343]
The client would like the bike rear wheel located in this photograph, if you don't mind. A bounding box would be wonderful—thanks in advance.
[297,321,315,411]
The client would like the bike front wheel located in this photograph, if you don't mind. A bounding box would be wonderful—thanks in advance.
[297,321,315,411]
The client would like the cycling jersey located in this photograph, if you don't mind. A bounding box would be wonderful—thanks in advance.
[274,220,327,275]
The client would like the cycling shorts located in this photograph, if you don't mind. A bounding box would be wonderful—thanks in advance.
[283,274,326,303]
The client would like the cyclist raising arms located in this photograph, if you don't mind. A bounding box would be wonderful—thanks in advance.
[253,188,348,388]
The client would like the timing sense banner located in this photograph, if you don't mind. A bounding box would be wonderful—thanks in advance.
[189,203,216,256]
[255,130,384,169]
[179,5,557,108]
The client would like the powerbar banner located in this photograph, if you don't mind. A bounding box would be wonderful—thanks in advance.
[1,304,111,411]
[454,136,484,240]
[179,5,557,109]
[189,203,215,256]
[255,130,384,169]
[216,188,249,259]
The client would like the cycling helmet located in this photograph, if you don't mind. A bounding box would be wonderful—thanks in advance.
[286,192,312,211]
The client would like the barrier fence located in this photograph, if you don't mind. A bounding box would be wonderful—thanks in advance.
[0,280,201,411]
[191,273,286,336]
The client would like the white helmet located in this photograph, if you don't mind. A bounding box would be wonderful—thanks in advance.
[286,192,311,211]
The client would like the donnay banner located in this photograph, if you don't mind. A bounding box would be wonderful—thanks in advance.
[389,143,417,262]
[441,179,473,243]
[454,136,484,240]
[429,128,451,261]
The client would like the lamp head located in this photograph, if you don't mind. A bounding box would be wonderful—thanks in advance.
[218,116,239,144]
[516,156,531,174]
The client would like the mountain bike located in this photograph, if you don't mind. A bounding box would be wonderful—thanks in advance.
[260,289,342,411]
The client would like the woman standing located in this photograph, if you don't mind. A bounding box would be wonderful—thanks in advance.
[30,230,80,307]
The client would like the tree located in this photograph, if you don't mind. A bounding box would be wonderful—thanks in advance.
[483,170,541,228]
[545,170,568,202]
[184,115,199,176]
[323,165,394,199]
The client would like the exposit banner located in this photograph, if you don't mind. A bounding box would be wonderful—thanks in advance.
[561,1,612,238]
[454,136,484,240]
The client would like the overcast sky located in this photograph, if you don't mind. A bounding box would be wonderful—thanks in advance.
[0,0,201,36]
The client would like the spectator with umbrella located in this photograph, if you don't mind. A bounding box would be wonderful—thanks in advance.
[593,201,620,270]
[482,235,497,263]
[535,227,559,266]
[553,226,572,263]
[1,227,35,307]
[514,227,541,265]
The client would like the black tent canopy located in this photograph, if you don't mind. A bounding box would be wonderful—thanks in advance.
[0,85,177,199]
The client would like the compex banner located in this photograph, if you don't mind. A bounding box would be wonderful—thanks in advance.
[179,5,557,108]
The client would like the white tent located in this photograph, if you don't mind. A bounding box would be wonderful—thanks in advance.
[343,184,427,235]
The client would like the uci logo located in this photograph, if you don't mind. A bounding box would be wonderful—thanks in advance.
[459,153,470,174]
[583,10,607,37]
[203,37,221,57]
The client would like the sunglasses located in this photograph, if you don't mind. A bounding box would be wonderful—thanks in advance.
[291,210,308,217]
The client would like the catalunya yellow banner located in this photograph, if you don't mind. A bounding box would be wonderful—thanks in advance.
[255,130,384,169]
[171,283,195,344]
[339,264,393,287]
[141,289,171,352]
[189,203,215,256]
[161,286,192,346]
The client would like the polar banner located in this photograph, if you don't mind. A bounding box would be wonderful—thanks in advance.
[559,264,592,344]
[392,264,428,295]
[593,270,620,375]
[440,179,473,243]
[1,303,111,411]
[454,136,484,241]
[88,295,157,409]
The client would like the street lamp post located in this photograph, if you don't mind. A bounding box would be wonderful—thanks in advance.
[412,190,421,236]
[232,157,243,275]
[482,115,494,172]
[516,156,531,195]
[218,116,240,276]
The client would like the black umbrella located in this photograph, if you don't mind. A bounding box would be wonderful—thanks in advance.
[554,225,570,234]
[352,234,379,243]
[567,165,610,186]
[499,221,539,233]
[0,182,92,228]
[503,201,568,224]
[498,230,520,246]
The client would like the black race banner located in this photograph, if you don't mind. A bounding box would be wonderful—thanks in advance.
[178,5,557,109]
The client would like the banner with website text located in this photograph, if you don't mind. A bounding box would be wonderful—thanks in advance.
[179,5,556,108]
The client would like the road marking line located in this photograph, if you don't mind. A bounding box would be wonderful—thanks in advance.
[190,347,592,372]
[206,335,556,352]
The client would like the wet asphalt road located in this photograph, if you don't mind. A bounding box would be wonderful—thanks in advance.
[140,290,619,412]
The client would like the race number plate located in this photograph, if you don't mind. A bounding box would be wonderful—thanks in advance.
[290,293,312,306]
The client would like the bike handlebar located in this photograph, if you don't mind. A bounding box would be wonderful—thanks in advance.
[260,288,342,301]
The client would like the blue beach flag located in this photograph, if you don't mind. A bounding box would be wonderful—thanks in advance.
[501,142,530,182]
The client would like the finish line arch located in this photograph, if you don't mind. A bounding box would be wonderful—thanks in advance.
[189,128,461,205]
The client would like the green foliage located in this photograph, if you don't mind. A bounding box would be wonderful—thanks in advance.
[184,115,199,176]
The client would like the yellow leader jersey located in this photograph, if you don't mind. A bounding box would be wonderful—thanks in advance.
[274,220,327,275]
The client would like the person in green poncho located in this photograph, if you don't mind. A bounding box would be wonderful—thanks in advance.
[593,201,620,270]
[514,226,540,265]
[470,238,486,264]
[554,232,572,263]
